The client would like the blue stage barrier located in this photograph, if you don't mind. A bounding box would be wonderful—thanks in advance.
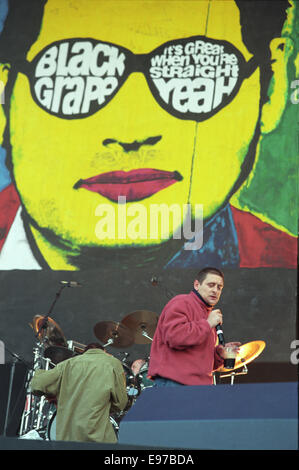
[118,382,298,450]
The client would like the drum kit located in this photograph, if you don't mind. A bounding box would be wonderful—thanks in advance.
[17,295,266,440]
[18,309,159,440]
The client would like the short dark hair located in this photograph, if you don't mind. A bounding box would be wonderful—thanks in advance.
[0,0,292,118]
[0,1,292,64]
[0,0,47,63]
[83,342,104,352]
[196,267,224,284]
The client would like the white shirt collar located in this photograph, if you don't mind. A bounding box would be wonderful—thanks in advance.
[0,207,41,270]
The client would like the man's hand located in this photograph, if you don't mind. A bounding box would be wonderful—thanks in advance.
[217,342,241,359]
[207,309,223,328]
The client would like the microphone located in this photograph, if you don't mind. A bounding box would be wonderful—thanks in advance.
[215,324,225,345]
[60,281,82,288]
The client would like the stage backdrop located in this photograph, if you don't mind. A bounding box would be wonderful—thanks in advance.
[0,0,297,383]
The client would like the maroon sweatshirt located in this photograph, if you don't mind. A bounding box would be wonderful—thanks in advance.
[148,290,224,385]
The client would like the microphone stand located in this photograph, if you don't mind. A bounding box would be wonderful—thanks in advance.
[218,364,249,385]
[35,285,66,341]
[2,347,30,437]
[151,276,176,300]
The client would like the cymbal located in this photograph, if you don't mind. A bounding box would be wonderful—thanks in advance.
[93,321,134,348]
[121,310,159,344]
[31,315,68,348]
[217,340,266,372]
[44,346,75,365]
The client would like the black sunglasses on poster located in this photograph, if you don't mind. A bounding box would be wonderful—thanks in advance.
[15,35,258,121]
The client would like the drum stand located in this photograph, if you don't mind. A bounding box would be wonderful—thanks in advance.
[19,285,68,439]
[3,357,17,437]
[18,342,55,439]
[2,346,30,437]
[140,329,152,342]
[213,364,248,385]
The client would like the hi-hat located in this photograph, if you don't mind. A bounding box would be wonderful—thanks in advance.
[217,340,266,372]
[121,310,159,344]
[93,321,134,348]
[30,315,67,348]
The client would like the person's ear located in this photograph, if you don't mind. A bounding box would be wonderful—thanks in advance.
[0,63,10,146]
[193,279,199,290]
[260,37,294,135]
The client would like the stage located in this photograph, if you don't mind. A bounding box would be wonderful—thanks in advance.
[1,373,298,450]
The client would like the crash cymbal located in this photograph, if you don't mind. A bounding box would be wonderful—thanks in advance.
[44,346,75,365]
[31,315,68,348]
[93,321,134,348]
[217,340,266,372]
[121,310,159,344]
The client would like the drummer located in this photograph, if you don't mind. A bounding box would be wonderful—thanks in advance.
[148,267,241,386]
[30,343,128,443]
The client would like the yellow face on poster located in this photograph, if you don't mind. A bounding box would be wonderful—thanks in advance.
[7,0,265,268]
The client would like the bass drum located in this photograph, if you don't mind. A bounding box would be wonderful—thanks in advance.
[47,410,56,440]
[46,410,120,440]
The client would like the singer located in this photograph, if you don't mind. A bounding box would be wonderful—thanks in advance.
[148,267,240,386]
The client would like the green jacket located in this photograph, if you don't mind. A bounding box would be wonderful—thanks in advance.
[30,349,128,443]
